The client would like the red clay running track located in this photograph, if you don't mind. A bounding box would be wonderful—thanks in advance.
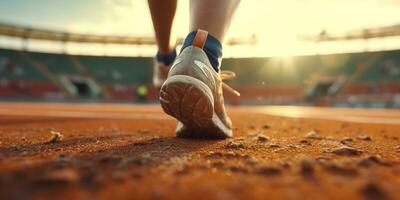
[0,103,399,200]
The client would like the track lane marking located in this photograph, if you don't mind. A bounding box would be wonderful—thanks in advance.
[252,106,400,125]
[0,108,172,120]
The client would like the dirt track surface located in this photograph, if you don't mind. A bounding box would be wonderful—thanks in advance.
[0,103,399,200]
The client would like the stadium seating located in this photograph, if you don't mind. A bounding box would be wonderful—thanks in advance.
[0,47,399,106]
[28,52,78,76]
[0,48,46,80]
[77,56,152,84]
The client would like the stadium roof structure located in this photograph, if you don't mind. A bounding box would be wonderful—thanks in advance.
[301,24,400,42]
[0,23,257,46]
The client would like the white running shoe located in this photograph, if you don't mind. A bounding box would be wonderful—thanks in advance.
[159,30,239,139]
[152,59,171,88]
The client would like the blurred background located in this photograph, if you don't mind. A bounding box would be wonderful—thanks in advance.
[0,0,399,108]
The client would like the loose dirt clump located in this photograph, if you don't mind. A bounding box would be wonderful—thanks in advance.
[329,146,363,156]
[225,141,245,149]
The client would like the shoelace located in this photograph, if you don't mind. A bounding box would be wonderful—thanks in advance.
[220,71,240,96]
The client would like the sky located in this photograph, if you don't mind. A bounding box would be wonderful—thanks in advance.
[0,0,399,57]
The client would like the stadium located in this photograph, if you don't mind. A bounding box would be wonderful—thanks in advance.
[0,0,399,199]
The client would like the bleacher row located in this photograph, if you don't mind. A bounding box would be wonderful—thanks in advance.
[0,49,152,83]
[0,48,153,100]
[0,48,399,105]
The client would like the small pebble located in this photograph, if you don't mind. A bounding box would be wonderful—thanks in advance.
[330,146,362,156]
[244,157,258,165]
[305,130,320,139]
[255,134,269,142]
[357,135,372,141]
[340,137,353,145]
[47,131,63,143]
[225,141,245,149]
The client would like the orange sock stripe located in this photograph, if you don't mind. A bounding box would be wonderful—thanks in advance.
[192,29,208,49]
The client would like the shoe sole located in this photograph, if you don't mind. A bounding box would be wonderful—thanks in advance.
[159,75,232,139]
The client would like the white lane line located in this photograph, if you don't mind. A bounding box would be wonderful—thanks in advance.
[0,108,172,120]
[254,107,400,125]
